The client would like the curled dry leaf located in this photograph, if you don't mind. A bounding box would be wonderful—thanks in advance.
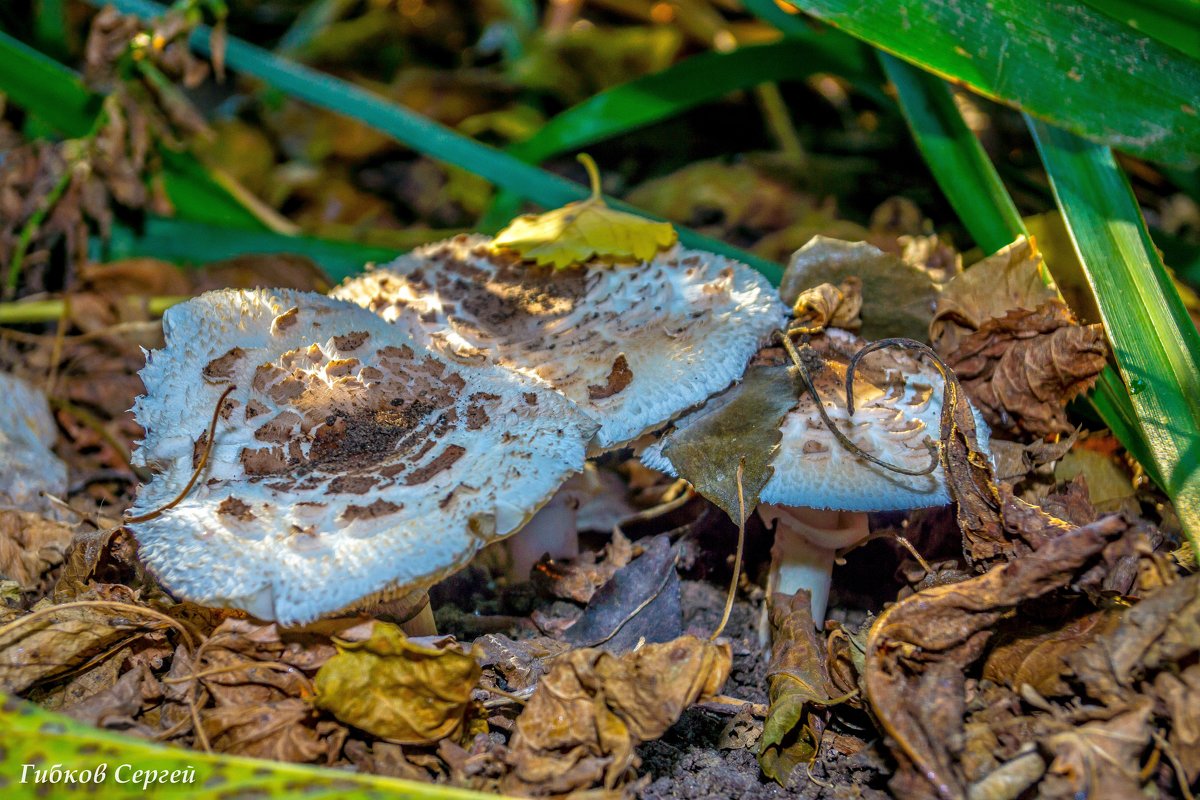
[781,236,939,342]
[944,302,1109,437]
[865,515,1131,800]
[503,635,731,794]
[532,526,634,604]
[314,622,481,745]
[491,156,677,269]
[790,278,863,333]
[758,590,835,786]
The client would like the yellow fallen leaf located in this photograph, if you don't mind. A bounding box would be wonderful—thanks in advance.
[491,154,677,269]
[313,622,481,745]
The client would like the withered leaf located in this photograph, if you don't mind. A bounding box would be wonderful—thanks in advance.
[790,278,863,333]
[533,526,634,604]
[314,622,481,745]
[563,534,682,653]
[202,697,346,764]
[0,510,74,592]
[930,236,1059,357]
[661,365,799,525]
[865,516,1130,800]
[944,301,1109,437]
[1042,699,1153,800]
[759,591,835,786]
[781,236,938,341]
[982,609,1118,697]
[503,635,731,794]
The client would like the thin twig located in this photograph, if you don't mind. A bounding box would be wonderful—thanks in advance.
[711,460,746,641]
[124,385,235,524]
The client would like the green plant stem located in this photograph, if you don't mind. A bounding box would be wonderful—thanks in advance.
[4,165,75,298]
[0,295,187,325]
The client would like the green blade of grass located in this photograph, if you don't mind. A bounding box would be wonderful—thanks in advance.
[745,0,1200,166]
[89,0,784,284]
[879,52,1162,487]
[1081,0,1200,59]
[0,692,503,799]
[1029,118,1200,544]
[879,54,1023,254]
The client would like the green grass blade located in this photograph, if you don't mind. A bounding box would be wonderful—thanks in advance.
[0,692,503,799]
[89,0,784,283]
[510,39,881,165]
[0,30,99,137]
[877,51,1161,487]
[1081,0,1200,59]
[748,0,1200,166]
[879,53,1023,254]
[1029,118,1200,544]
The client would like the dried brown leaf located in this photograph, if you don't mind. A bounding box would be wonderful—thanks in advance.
[790,278,863,333]
[503,635,731,794]
[0,511,74,592]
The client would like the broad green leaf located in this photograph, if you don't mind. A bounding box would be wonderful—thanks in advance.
[1029,119,1200,546]
[0,692,499,799]
[1081,0,1200,60]
[745,0,1200,166]
[89,0,785,285]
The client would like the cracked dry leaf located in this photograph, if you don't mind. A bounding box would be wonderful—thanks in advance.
[780,236,938,341]
[865,516,1130,800]
[491,156,676,269]
[661,366,800,526]
[314,622,481,745]
[930,236,1059,357]
[503,635,731,794]
[945,301,1109,437]
[790,278,863,333]
[759,591,835,786]
[0,510,74,592]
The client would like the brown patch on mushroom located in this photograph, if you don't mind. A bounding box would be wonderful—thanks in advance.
[219,399,240,420]
[244,399,269,420]
[333,331,369,351]
[802,440,829,454]
[217,497,255,521]
[404,445,466,485]
[466,391,500,430]
[240,447,289,476]
[523,392,538,406]
[203,347,245,383]
[587,354,634,400]
[342,499,404,521]
[271,307,300,335]
[192,433,208,468]
[329,474,378,494]
[325,358,360,379]
[255,411,302,444]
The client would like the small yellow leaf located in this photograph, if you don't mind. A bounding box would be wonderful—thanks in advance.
[313,622,481,745]
[492,154,677,269]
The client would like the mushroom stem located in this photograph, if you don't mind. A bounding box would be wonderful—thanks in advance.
[505,489,580,581]
[759,504,869,628]
[399,601,438,638]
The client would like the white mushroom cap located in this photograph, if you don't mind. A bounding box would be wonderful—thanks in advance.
[129,289,597,624]
[333,234,787,450]
[644,328,992,512]
[0,373,69,516]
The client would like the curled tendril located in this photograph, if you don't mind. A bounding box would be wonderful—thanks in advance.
[775,330,940,478]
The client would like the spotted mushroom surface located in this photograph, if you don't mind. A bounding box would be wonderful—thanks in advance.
[644,328,992,512]
[333,234,787,449]
[129,289,597,624]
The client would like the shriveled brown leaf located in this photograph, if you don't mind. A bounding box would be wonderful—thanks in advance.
[982,609,1118,697]
[865,516,1131,799]
[0,510,74,592]
[314,622,480,745]
[781,236,938,342]
[790,278,863,333]
[475,633,571,696]
[503,635,731,794]
[930,237,1059,357]
[758,591,835,785]
[944,301,1109,437]
[203,697,346,764]
[1041,700,1153,800]
[661,365,800,526]
[563,534,681,653]
[532,527,634,603]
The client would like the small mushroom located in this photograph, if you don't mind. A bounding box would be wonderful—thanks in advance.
[0,372,68,517]
[334,234,787,575]
[128,289,597,624]
[645,328,991,626]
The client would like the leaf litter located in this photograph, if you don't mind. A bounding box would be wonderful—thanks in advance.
[0,5,1195,795]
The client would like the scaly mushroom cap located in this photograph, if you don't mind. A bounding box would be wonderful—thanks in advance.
[0,372,68,515]
[130,289,597,624]
[644,328,991,512]
[333,234,787,449]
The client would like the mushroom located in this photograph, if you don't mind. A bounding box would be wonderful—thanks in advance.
[334,234,786,576]
[644,328,991,626]
[128,289,597,624]
[0,372,68,518]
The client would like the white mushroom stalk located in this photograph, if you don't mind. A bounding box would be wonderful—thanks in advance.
[334,234,787,577]
[645,328,991,627]
[128,289,597,625]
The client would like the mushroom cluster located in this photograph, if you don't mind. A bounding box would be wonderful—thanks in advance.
[129,289,597,624]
